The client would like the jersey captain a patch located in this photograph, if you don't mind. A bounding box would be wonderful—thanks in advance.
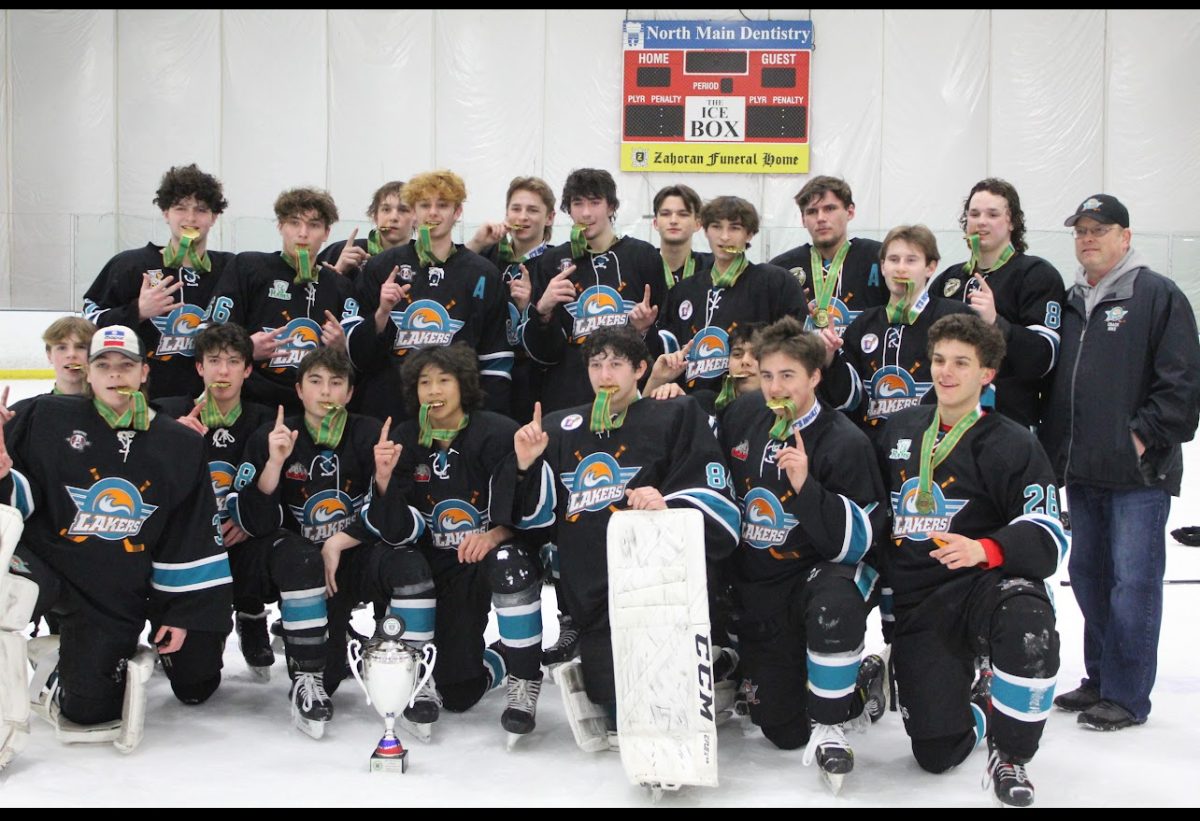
[66,477,158,540]
[560,453,640,516]
[890,477,968,542]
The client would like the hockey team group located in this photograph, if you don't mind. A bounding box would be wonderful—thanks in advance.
[1,164,1197,807]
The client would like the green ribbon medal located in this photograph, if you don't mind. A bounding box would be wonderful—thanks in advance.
[962,235,1015,277]
[367,229,384,256]
[661,254,696,290]
[95,389,150,431]
[809,242,851,328]
[766,397,797,441]
[915,404,983,514]
[287,245,316,285]
[589,389,634,433]
[198,385,242,428]
[306,403,348,448]
[711,252,749,289]
[161,228,211,273]
[714,373,737,411]
[416,224,456,268]
[569,224,589,260]
[417,404,469,447]
[885,280,929,326]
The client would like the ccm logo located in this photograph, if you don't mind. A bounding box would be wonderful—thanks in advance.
[695,633,716,721]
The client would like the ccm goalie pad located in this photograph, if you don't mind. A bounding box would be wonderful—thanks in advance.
[608,509,718,792]
[1,503,35,770]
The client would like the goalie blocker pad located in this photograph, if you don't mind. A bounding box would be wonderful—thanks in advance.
[608,509,718,789]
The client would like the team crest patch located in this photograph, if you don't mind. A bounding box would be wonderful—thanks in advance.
[678,300,694,321]
[267,280,291,300]
[209,460,236,514]
[686,326,730,381]
[66,477,158,541]
[425,499,487,549]
[1104,306,1128,332]
[65,430,91,452]
[561,413,583,431]
[151,303,207,356]
[890,477,968,542]
[146,269,165,286]
[567,286,635,339]
[943,278,961,298]
[867,366,932,420]
[267,318,322,369]
[861,333,880,354]
[731,439,749,461]
[290,488,362,542]
[561,453,640,516]
[285,462,308,481]
[389,299,464,349]
[888,439,912,461]
[740,488,800,549]
[789,266,807,287]
[413,464,432,483]
[398,265,415,282]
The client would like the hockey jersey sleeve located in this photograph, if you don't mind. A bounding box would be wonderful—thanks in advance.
[1,404,43,520]
[994,258,1065,379]
[361,424,426,547]
[148,450,233,631]
[978,431,1069,581]
[818,318,866,412]
[86,256,144,330]
[210,254,248,329]
[659,398,741,561]
[344,256,396,373]
[518,253,569,367]
[225,420,284,537]
[787,427,886,566]
[475,269,515,416]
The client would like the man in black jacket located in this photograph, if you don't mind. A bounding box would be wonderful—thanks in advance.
[1041,194,1200,731]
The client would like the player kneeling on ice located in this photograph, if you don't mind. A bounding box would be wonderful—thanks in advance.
[503,326,741,752]
[364,344,545,747]
[228,347,436,740]
[876,314,1065,807]
[0,326,231,768]
[717,317,889,794]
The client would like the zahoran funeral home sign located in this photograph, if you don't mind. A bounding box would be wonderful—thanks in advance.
[620,19,812,174]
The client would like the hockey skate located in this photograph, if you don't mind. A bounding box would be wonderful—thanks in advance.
[857,648,891,723]
[235,610,274,681]
[803,722,854,795]
[290,671,333,740]
[541,612,579,669]
[399,669,439,744]
[501,672,543,750]
[712,646,740,725]
[554,657,616,753]
[983,739,1036,807]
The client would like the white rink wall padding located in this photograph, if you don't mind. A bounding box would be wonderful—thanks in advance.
[1,10,1199,312]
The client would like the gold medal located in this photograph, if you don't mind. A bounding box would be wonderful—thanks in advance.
[813,307,830,328]
[915,490,935,514]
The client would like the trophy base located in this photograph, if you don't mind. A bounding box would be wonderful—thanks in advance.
[370,749,408,774]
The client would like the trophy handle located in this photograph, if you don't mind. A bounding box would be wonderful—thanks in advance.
[347,637,371,706]
[408,643,438,709]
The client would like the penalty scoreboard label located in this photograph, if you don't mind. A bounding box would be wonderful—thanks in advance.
[620,19,813,174]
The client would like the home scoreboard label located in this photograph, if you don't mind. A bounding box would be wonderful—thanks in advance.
[620,19,813,174]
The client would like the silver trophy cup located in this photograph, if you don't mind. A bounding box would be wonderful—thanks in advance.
[347,616,437,773]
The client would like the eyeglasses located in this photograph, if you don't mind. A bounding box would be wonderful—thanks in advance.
[1073,224,1118,239]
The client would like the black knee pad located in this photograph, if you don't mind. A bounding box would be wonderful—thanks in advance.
[487,545,540,596]
[912,732,974,774]
[269,533,325,591]
[171,673,221,705]
[992,591,1060,679]
[761,718,809,750]
[439,674,488,713]
[380,546,434,589]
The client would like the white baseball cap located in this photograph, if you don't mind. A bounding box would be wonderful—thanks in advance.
[89,325,145,362]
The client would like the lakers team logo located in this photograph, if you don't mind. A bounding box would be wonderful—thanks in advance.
[389,299,465,350]
[289,489,362,542]
[890,477,968,542]
[867,366,932,419]
[567,286,635,339]
[426,500,487,549]
[66,478,158,540]
[151,303,207,356]
[209,460,236,516]
[805,297,858,337]
[685,327,730,381]
[267,318,323,368]
[740,488,800,549]
[561,453,640,516]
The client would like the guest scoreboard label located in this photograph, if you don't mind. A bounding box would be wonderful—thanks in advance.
[620,19,813,174]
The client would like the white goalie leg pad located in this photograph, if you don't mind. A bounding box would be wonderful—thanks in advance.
[1,504,36,772]
[555,658,614,753]
[607,509,718,790]
[113,646,156,754]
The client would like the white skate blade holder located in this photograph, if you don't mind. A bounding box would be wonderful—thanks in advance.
[607,509,719,793]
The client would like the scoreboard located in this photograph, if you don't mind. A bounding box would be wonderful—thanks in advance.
[620,19,813,174]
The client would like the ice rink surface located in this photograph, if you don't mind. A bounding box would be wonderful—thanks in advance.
[2,379,1198,807]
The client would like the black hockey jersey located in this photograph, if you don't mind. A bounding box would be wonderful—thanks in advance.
[822,294,974,443]
[82,243,234,399]
[519,236,666,412]
[0,395,231,631]
[769,238,889,336]
[368,411,522,552]
[155,396,275,525]
[932,252,1065,427]
[210,252,360,408]
[718,394,887,619]
[661,250,714,289]
[876,406,1067,606]
[657,262,806,396]
[349,240,513,420]
[228,412,382,546]
[498,396,740,631]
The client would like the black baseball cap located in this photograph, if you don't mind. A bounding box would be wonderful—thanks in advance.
[1064,194,1129,228]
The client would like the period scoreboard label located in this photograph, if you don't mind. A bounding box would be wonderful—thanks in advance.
[620,19,813,174]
